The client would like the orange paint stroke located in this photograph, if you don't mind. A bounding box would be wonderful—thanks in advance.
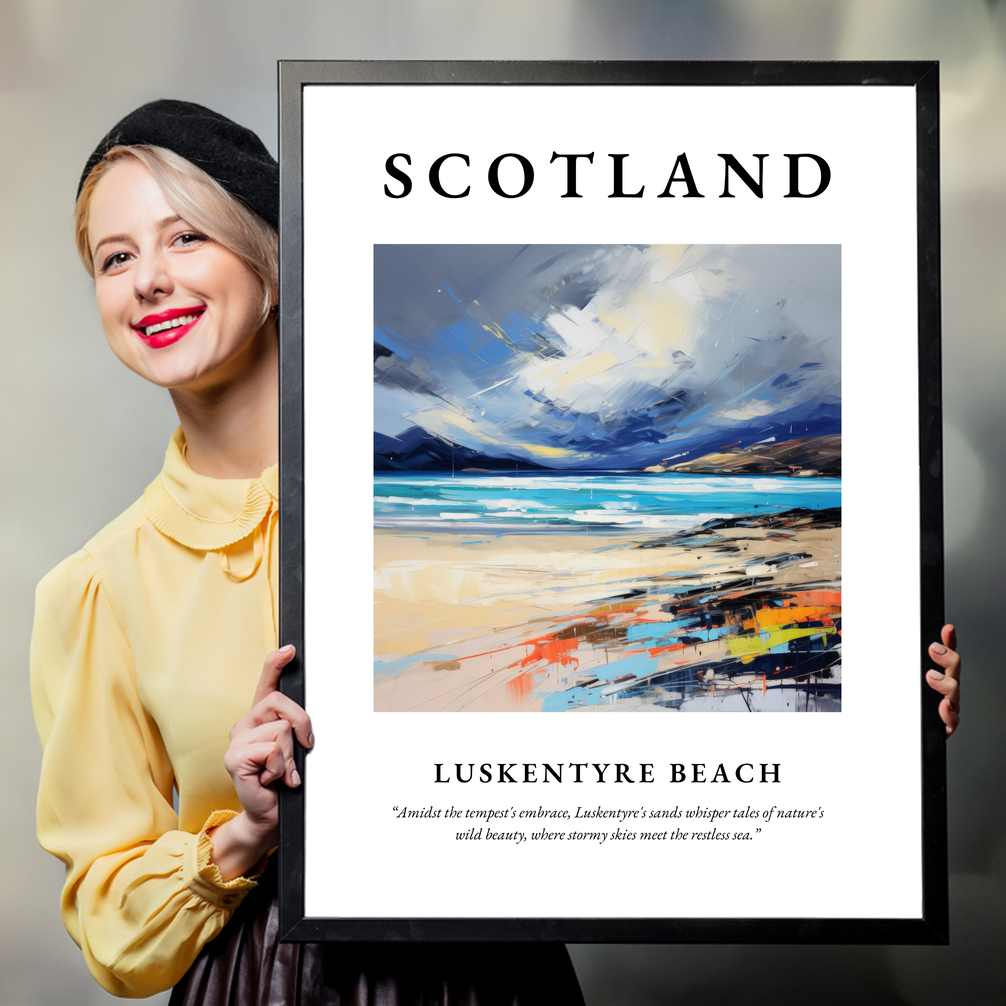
[520,634,580,670]
[786,589,842,608]
[753,604,840,629]
[507,670,542,706]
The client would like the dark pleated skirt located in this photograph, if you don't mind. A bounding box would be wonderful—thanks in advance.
[169,869,585,1006]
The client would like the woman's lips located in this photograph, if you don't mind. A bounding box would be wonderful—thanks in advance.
[133,307,205,349]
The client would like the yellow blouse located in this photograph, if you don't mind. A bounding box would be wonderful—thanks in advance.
[31,428,279,998]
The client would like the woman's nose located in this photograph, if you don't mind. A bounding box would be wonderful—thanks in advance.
[133,249,173,302]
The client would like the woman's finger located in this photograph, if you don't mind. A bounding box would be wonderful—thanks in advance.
[231,690,313,750]
[255,720,297,788]
[941,623,958,653]
[926,668,960,737]
[224,739,287,787]
[256,742,287,787]
[252,644,296,707]
[928,641,961,683]
[925,668,959,704]
[929,688,960,736]
[928,624,961,738]
[939,698,961,737]
[234,718,300,788]
[244,690,313,749]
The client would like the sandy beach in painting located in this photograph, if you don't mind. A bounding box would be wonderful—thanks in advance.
[374,512,841,712]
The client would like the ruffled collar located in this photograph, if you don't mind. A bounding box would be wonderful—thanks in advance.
[143,428,278,551]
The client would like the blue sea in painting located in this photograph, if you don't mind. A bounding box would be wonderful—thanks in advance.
[374,472,841,533]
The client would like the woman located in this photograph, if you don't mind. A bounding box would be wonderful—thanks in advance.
[31,100,586,1004]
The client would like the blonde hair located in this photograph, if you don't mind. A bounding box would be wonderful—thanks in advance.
[75,145,278,323]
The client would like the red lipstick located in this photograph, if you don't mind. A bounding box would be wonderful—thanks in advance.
[132,306,205,349]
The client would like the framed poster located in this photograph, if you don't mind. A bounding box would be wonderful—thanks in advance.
[277,61,946,943]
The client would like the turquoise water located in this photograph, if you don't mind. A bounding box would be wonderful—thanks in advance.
[374,472,840,532]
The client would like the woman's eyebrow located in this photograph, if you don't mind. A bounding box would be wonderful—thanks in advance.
[92,216,185,257]
[92,232,133,256]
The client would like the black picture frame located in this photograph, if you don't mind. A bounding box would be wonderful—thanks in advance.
[277,60,945,944]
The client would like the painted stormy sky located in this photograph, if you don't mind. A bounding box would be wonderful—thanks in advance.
[374,244,840,471]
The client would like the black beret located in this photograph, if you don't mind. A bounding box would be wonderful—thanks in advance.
[77,99,278,228]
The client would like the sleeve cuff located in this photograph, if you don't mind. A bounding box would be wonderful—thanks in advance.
[182,810,269,909]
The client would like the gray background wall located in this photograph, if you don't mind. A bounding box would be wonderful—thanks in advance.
[1,2,1003,1003]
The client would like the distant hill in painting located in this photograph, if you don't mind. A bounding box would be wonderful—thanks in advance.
[375,428,547,472]
[643,435,841,477]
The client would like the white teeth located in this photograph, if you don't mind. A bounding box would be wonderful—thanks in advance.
[142,313,199,337]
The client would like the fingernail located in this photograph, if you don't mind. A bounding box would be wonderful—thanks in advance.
[927,669,944,679]
[280,644,295,654]
[292,768,301,787]
[307,732,315,748]
[931,643,947,654]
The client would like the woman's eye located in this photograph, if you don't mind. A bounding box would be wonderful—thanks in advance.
[101,251,131,273]
[173,231,208,248]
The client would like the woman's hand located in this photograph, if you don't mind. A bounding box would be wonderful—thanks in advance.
[209,645,314,881]
[926,624,961,738]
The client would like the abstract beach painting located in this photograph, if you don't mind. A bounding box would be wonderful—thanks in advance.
[374,244,841,712]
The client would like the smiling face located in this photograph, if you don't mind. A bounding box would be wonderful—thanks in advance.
[87,158,272,392]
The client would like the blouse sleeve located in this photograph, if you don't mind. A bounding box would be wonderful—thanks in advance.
[31,549,262,998]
